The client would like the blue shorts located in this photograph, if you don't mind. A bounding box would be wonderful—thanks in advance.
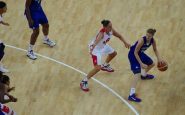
[0,43,5,61]
[128,51,153,74]
[25,9,48,29]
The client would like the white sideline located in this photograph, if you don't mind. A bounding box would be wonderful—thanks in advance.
[5,44,139,115]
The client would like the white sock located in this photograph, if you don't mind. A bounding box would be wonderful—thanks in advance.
[103,63,108,66]
[141,68,147,77]
[44,35,49,41]
[28,44,34,51]
[83,76,88,81]
[129,88,135,96]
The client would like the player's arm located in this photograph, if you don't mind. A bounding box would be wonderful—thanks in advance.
[0,97,12,104]
[8,87,15,92]
[90,32,103,53]
[0,21,9,26]
[0,94,17,104]
[134,38,148,69]
[152,39,163,64]
[112,28,131,49]
[25,0,33,26]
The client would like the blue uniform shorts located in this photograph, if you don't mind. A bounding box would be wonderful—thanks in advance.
[128,51,153,74]
[0,43,5,61]
[25,9,48,29]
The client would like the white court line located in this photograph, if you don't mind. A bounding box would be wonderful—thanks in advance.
[5,44,139,115]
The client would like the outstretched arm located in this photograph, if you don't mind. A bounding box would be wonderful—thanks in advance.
[112,28,131,48]
[0,21,9,26]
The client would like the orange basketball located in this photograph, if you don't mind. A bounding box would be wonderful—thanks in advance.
[157,61,168,71]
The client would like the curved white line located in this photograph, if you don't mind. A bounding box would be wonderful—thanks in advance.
[5,44,139,115]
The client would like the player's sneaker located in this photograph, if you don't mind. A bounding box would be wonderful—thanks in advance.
[128,94,142,102]
[101,64,114,72]
[43,39,56,47]
[141,74,155,80]
[80,80,89,92]
[0,65,9,73]
[27,50,37,60]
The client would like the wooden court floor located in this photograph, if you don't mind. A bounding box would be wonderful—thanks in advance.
[0,0,185,115]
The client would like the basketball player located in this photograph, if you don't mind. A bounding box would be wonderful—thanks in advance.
[0,74,17,115]
[80,20,131,92]
[25,0,56,60]
[128,29,164,102]
[0,1,9,73]
[0,1,9,26]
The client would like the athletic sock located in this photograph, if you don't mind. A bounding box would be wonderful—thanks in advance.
[103,63,108,66]
[129,88,136,96]
[44,36,49,41]
[28,44,34,51]
[83,76,88,82]
[141,68,147,77]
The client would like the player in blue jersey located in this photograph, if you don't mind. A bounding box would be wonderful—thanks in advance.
[128,28,164,102]
[25,0,56,60]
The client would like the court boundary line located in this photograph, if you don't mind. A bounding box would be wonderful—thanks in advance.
[5,44,139,115]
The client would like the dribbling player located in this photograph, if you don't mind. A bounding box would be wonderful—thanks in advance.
[25,0,56,60]
[128,28,164,102]
[80,20,130,92]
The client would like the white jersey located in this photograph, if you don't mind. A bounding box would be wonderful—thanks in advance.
[89,28,113,50]
[0,15,3,22]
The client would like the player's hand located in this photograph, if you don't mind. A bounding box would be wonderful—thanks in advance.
[157,59,165,66]
[11,97,18,102]
[89,44,95,55]
[9,87,15,91]
[3,22,9,26]
[124,42,131,49]
[141,63,148,69]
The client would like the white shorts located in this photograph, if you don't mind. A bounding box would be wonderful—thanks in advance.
[91,44,115,66]
[0,103,16,115]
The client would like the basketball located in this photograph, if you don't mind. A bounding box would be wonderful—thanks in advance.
[157,61,168,71]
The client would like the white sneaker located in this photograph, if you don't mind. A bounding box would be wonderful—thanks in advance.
[27,50,37,60]
[80,80,89,92]
[0,65,9,73]
[101,64,114,72]
[43,39,56,47]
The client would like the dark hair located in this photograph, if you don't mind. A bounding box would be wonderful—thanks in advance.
[0,1,6,8]
[0,75,9,84]
[147,28,156,35]
[101,19,111,27]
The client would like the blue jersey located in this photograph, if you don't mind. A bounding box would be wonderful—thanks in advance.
[130,36,154,53]
[128,36,154,74]
[30,0,42,12]
[25,0,48,29]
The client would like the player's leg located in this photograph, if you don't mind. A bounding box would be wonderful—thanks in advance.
[25,11,40,60]
[105,51,117,63]
[128,51,142,102]
[140,53,155,80]
[80,53,102,92]
[27,28,39,60]
[0,43,9,73]
[40,10,56,47]
[101,45,116,72]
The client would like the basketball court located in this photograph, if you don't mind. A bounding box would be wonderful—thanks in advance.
[0,0,185,115]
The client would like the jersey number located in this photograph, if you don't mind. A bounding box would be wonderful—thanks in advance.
[103,38,110,44]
